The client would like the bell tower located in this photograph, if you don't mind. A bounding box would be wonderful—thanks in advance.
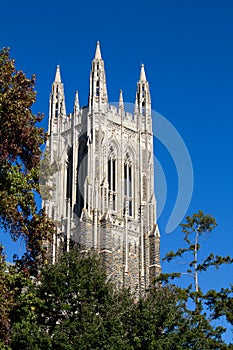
[44,42,161,291]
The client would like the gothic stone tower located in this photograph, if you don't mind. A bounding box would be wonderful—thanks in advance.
[44,42,160,292]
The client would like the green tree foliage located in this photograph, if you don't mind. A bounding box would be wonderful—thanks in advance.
[0,47,55,345]
[0,246,14,348]
[205,286,233,326]
[4,249,231,349]
[164,210,233,292]
[0,246,50,348]
[162,211,233,345]
[7,250,126,349]
[0,48,232,348]
[0,48,54,268]
[36,250,126,349]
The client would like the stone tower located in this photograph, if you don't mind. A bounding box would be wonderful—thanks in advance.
[44,42,160,292]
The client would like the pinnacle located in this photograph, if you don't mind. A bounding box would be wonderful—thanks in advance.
[54,65,61,83]
[74,90,79,113]
[118,89,124,109]
[119,89,123,103]
[94,41,102,59]
[140,63,147,81]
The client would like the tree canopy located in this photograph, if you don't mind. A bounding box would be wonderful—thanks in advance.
[1,248,230,349]
[0,48,54,270]
[0,49,232,349]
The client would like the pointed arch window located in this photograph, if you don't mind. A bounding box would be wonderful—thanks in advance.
[124,158,133,217]
[76,141,88,217]
[66,147,73,208]
[108,147,117,211]
[96,80,100,96]
[55,102,58,118]
[142,101,145,116]
[142,85,145,97]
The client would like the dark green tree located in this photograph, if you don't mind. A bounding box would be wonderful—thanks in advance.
[36,249,128,350]
[5,249,126,350]
[204,286,233,327]
[7,248,231,349]
[0,244,49,348]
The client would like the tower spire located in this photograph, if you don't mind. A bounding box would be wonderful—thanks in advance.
[140,64,147,81]
[55,65,61,82]
[95,41,102,59]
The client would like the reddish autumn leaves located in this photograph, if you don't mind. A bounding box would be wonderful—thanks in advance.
[0,48,53,265]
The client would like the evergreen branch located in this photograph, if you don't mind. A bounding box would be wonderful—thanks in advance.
[163,248,190,262]
[197,254,233,272]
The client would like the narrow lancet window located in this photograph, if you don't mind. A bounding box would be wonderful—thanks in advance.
[129,166,132,197]
[142,101,145,116]
[112,159,116,191]
[124,164,127,195]
[66,148,73,208]
[108,156,117,211]
[108,159,111,189]
[55,102,58,118]
[76,142,88,217]
[142,85,145,98]
[124,162,133,217]
[96,80,100,96]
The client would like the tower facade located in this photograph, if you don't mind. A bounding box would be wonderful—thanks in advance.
[44,42,160,291]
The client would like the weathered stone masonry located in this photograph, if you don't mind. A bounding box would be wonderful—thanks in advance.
[44,42,161,292]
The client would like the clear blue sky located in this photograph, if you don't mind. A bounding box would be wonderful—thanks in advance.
[1,0,233,299]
